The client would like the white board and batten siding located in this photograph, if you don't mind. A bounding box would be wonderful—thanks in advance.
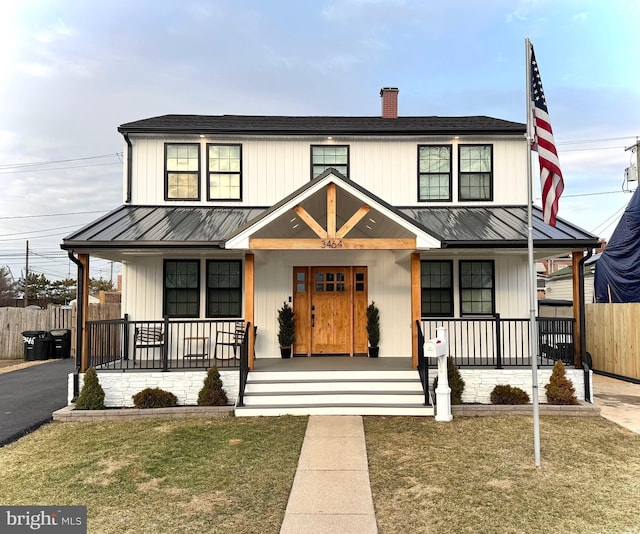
[124,136,529,207]
[122,250,532,359]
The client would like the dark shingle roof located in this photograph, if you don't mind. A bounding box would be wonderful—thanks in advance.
[118,115,525,136]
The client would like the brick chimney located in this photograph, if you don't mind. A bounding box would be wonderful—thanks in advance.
[380,87,399,119]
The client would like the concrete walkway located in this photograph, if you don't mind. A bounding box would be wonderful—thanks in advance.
[280,416,377,534]
[592,373,640,434]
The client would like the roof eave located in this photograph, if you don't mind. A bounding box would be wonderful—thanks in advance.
[118,127,526,136]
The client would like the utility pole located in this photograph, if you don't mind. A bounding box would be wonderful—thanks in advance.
[24,240,29,307]
[625,137,639,188]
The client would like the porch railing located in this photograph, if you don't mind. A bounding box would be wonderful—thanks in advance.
[86,315,248,371]
[237,322,251,407]
[416,320,431,406]
[420,315,575,368]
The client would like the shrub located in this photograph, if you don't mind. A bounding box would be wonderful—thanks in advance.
[132,387,178,409]
[545,360,578,405]
[198,366,229,406]
[432,356,465,405]
[490,384,530,405]
[366,301,380,348]
[75,367,105,410]
[277,301,295,347]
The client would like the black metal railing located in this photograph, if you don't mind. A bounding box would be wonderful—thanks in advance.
[416,320,431,406]
[420,315,575,368]
[237,322,251,407]
[87,316,249,371]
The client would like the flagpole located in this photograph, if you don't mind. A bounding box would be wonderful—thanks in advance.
[525,37,541,467]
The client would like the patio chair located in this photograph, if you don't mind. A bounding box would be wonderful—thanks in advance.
[214,321,247,360]
[134,326,164,363]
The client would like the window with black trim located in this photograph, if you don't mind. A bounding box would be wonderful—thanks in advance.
[311,145,349,179]
[420,260,453,317]
[460,260,494,315]
[418,145,451,201]
[206,260,242,318]
[459,145,492,201]
[164,260,200,317]
[208,144,242,200]
[165,143,200,200]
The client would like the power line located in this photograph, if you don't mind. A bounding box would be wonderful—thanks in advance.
[0,224,83,239]
[0,153,123,169]
[557,135,637,145]
[0,210,107,220]
[0,161,120,175]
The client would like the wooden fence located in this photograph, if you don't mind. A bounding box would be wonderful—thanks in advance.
[586,303,640,381]
[0,304,121,359]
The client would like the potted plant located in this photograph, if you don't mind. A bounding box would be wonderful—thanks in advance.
[277,301,295,358]
[366,301,380,358]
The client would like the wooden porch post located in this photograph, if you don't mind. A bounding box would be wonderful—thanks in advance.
[572,251,582,368]
[411,252,421,368]
[245,253,255,370]
[79,254,90,372]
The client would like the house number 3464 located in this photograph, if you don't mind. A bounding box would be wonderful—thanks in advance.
[321,239,343,249]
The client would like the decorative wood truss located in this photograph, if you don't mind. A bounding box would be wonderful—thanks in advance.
[249,184,417,250]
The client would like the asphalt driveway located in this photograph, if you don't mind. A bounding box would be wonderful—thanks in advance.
[0,359,75,447]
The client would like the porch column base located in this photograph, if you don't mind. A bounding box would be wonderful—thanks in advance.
[435,354,452,421]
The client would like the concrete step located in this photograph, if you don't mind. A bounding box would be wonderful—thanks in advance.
[242,390,426,406]
[245,370,419,381]
[235,404,434,417]
[234,369,433,417]
[245,378,423,394]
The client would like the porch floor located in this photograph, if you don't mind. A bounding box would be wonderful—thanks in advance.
[253,356,413,372]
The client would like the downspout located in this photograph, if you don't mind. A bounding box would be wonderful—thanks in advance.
[68,251,85,401]
[124,132,132,204]
[578,248,594,402]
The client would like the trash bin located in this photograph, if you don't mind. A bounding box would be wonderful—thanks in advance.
[33,333,53,360]
[22,330,47,361]
[49,329,72,359]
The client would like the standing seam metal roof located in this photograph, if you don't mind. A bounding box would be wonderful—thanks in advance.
[61,204,598,250]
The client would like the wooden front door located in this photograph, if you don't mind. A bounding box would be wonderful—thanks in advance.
[293,266,368,356]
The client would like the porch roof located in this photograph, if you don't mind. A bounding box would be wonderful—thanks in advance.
[61,204,599,251]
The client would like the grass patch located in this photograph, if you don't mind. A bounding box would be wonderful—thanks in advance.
[0,417,307,534]
[365,416,640,534]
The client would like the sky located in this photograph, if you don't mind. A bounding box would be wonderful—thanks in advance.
[1,0,639,283]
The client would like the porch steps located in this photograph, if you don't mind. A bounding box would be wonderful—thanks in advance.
[235,369,434,417]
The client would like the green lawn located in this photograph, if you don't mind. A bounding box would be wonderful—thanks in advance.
[365,416,640,534]
[0,417,308,534]
[1,415,639,533]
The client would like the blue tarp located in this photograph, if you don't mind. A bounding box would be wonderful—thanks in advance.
[594,187,640,302]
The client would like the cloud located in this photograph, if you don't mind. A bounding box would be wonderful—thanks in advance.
[322,0,407,21]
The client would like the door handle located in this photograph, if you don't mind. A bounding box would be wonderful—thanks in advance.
[311,314,315,327]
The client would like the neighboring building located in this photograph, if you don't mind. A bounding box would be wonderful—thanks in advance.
[61,88,599,412]
[543,258,596,306]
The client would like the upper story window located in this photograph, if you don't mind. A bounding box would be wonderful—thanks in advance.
[165,143,200,200]
[164,260,200,318]
[311,145,349,179]
[208,144,242,201]
[459,145,492,201]
[418,145,451,201]
[460,260,494,315]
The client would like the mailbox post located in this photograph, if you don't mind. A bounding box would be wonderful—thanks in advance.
[425,327,452,422]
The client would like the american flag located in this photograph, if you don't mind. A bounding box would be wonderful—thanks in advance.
[530,44,564,227]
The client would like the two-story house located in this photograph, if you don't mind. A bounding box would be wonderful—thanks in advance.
[61,88,599,415]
